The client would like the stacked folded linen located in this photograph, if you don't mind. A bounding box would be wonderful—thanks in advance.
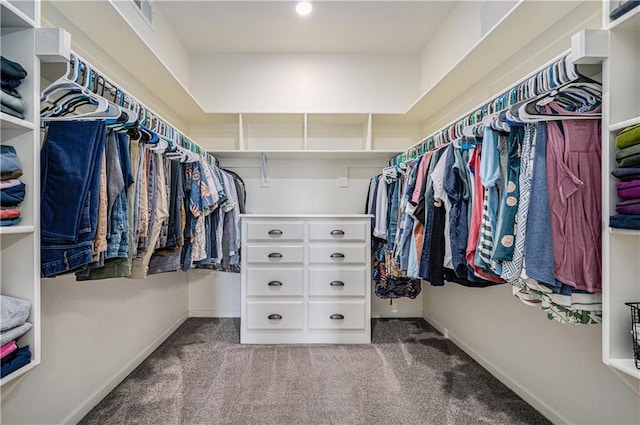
[611,124,640,229]
[0,146,25,226]
[0,295,32,378]
[0,56,27,120]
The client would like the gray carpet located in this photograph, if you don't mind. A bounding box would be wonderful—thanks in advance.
[80,318,550,425]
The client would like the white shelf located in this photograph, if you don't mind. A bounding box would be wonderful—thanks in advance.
[0,0,35,29]
[210,150,400,161]
[0,226,35,235]
[610,116,640,132]
[609,3,640,31]
[0,359,38,387]
[609,358,640,379]
[0,113,35,131]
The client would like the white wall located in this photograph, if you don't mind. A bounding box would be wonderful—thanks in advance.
[190,54,420,114]
[187,157,423,318]
[423,284,640,424]
[1,273,189,425]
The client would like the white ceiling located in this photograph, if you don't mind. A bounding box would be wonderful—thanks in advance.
[155,0,458,54]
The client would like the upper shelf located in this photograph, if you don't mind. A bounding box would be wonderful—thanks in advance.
[0,0,36,29]
[609,3,640,31]
[210,150,399,161]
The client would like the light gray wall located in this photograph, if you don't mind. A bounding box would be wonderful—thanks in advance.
[423,284,640,424]
[1,273,189,425]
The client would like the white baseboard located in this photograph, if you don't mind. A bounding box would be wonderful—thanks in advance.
[372,310,423,318]
[422,313,569,425]
[63,313,189,425]
[189,309,240,318]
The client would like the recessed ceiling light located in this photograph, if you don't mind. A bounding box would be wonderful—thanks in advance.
[296,1,312,16]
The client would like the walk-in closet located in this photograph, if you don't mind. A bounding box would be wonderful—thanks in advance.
[1,1,639,424]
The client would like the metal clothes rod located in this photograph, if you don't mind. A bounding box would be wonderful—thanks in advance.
[390,49,582,165]
[67,52,216,165]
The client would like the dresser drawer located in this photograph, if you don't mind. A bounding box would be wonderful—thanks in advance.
[309,221,367,241]
[247,268,304,296]
[246,221,304,242]
[308,301,366,330]
[309,245,366,264]
[246,301,304,330]
[246,245,303,264]
[309,268,367,297]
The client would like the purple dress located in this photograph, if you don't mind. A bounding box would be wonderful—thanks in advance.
[546,102,602,293]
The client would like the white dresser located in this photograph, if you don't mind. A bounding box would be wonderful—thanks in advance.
[241,214,372,344]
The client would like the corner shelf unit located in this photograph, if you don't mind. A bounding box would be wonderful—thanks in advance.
[601,0,640,380]
[0,0,41,391]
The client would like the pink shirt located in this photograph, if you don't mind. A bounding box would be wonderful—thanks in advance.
[1,341,17,359]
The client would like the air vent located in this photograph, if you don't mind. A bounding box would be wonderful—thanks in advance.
[133,0,153,26]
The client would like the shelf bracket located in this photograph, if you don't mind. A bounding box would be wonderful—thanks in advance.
[36,28,71,62]
[261,153,270,188]
[571,29,608,65]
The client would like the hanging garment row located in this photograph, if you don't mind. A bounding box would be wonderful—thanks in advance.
[368,76,604,325]
[39,56,246,280]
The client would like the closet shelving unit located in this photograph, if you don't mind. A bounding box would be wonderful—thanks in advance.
[202,113,416,160]
[0,0,41,390]
[601,0,640,379]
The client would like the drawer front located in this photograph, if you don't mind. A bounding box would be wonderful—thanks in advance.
[246,245,304,264]
[246,301,304,330]
[309,268,367,297]
[309,245,366,264]
[309,221,367,241]
[308,301,366,330]
[246,221,304,241]
[247,268,304,296]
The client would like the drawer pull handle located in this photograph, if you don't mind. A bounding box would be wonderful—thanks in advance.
[330,253,345,259]
[330,314,345,320]
[268,281,283,287]
[268,229,283,236]
[330,281,345,287]
[330,229,345,236]
[268,253,283,259]
[268,314,283,320]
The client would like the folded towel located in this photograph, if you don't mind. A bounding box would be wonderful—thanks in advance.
[0,295,31,332]
[610,0,640,20]
[0,179,22,189]
[0,182,25,206]
[617,179,640,200]
[1,78,21,90]
[0,217,22,226]
[0,103,24,120]
[0,341,17,360]
[0,345,31,378]
[0,145,21,175]
[0,322,32,346]
[0,207,20,219]
[616,144,640,168]
[617,199,640,214]
[612,167,640,181]
[610,214,640,230]
[0,56,26,80]
[0,88,25,114]
[616,124,640,149]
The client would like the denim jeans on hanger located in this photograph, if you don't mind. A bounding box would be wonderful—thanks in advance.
[41,120,107,277]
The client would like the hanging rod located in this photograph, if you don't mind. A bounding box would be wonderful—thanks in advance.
[64,52,216,165]
[390,49,586,165]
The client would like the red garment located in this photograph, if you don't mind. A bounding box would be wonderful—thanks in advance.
[0,208,20,219]
[466,145,504,283]
[546,102,602,292]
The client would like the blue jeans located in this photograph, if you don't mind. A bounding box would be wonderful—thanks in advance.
[41,121,106,277]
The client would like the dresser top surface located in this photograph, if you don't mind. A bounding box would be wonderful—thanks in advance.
[240,214,374,219]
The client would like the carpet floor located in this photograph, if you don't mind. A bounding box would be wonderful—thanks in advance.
[80,318,550,425]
